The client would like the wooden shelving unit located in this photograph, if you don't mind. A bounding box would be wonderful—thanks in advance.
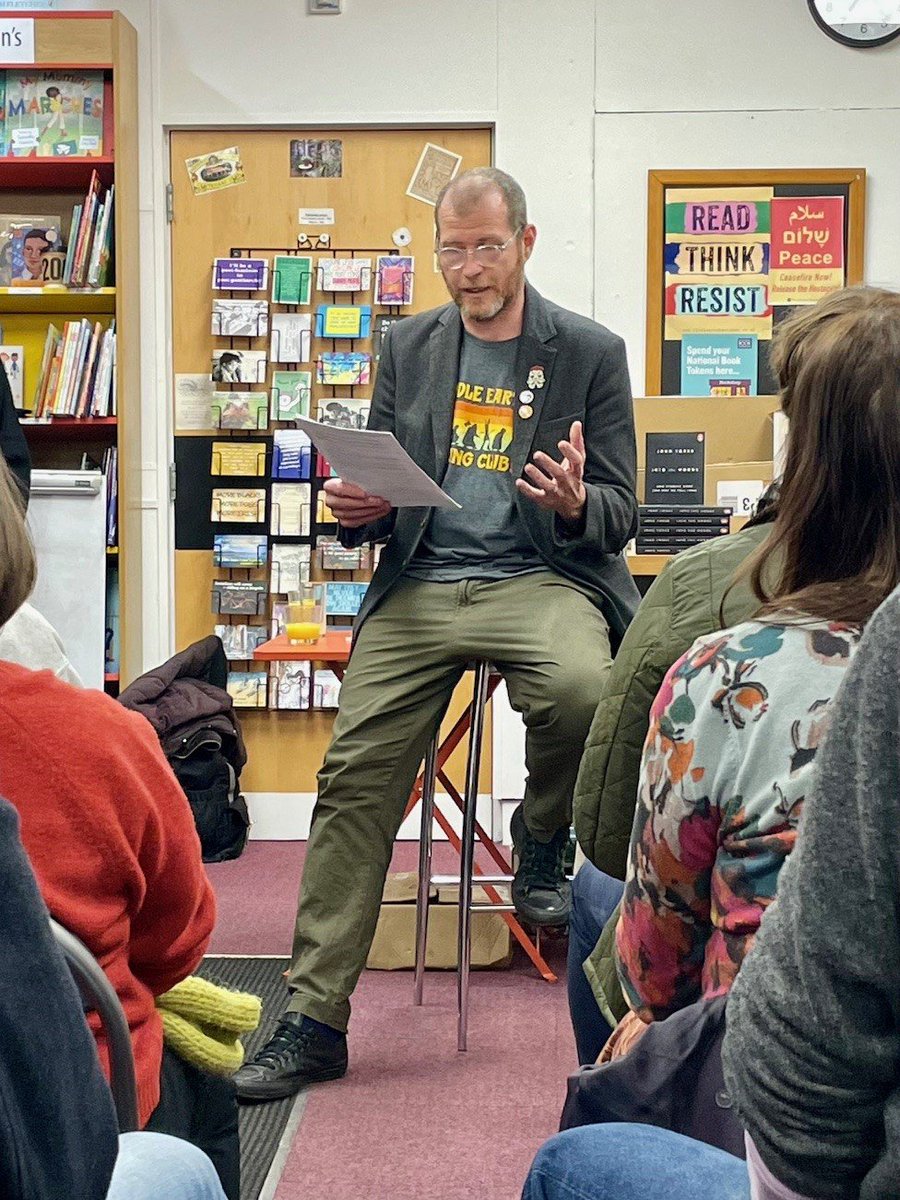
[1,11,142,686]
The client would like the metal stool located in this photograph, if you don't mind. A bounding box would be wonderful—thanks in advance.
[412,661,518,1051]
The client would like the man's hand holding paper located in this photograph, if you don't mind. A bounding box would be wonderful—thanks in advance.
[322,478,392,529]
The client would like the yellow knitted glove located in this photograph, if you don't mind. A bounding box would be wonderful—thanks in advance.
[156,976,262,1076]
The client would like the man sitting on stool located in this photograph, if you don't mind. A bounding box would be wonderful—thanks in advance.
[235,167,639,1101]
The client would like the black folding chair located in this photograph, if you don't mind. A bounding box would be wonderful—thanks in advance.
[49,918,140,1132]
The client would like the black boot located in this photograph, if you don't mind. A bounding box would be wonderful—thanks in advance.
[233,1012,347,1102]
[511,804,572,926]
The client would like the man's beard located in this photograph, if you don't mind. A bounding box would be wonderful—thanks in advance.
[451,262,525,323]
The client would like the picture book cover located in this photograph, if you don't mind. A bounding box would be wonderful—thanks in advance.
[270,482,311,536]
[317,396,369,430]
[3,71,104,157]
[211,348,268,384]
[272,255,313,305]
[213,534,269,568]
[270,543,312,593]
[211,391,268,431]
[271,428,312,480]
[325,581,369,617]
[211,487,267,523]
[270,312,312,363]
[8,221,63,284]
[210,440,267,477]
[213,257,269,291]
[0,346,24,407]
[318,257,371,293]
[316,351,371,386]
[315,305,372,339]
[0,214,62,287]
[211,300,270,338]
[375,255,414,305]
[227,671,268,708]
[268,660,311,710]
[212,579,268,615]
[270,370,311,422]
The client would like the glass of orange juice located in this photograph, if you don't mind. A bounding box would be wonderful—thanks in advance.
[286,584,325,644]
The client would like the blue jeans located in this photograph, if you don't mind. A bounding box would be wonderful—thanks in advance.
[522,1125,751,1200]
[106,1132,227,1200]
[567,862,624,1065]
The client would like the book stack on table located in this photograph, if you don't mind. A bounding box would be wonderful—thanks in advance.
[635,505,732,555]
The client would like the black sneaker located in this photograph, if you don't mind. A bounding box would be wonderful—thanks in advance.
[233,1012,348,1102]
[510,804,572,927]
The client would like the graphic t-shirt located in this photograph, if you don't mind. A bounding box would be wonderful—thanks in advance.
[405,331,544,581]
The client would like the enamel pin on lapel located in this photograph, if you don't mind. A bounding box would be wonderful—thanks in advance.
[518,389,534,404]
[527,365,545,389]
[518,404,534,419]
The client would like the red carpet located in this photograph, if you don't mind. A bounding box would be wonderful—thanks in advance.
[206,841,574,1199]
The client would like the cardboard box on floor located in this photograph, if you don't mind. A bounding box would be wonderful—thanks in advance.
[634,396,781,505]
[366,871,512,970]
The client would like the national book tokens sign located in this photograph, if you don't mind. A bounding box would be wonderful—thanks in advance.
[680,333,757,396]
[769,196,844,305]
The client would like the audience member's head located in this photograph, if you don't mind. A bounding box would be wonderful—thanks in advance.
[0,456,35,628]
[746,286,900,623]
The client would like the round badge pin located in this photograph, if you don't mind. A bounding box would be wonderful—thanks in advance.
[518,389,534,404]
[518,403,534,419]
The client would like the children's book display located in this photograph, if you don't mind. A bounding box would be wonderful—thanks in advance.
[1,70,105,158]
[205,243,414,706]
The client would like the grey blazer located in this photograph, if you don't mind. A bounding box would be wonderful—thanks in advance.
[340,284,640,643]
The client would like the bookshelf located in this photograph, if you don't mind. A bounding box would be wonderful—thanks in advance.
[0,11,142,689]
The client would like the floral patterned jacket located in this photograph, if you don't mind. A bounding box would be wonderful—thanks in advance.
[616,616,860,1021]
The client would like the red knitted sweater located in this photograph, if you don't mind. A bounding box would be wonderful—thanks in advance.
[0,663,216,1126]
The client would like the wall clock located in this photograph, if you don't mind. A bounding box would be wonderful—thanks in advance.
[808,1,900,46]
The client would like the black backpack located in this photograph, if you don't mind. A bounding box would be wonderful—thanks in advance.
[167,726,249,863]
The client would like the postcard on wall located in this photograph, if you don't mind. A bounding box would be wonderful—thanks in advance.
[211,579,268,615]
[406,142,462,206]
[272,428,312,480]
[316,351,371,386]
[174,374,215,431]
[289,138,343,179]
[317,396,369,430]
[313,669,342,709]
[315,304,372,339]
[268,660,311,711]
[373,313,406,361]
[318,257,371,293]
[227,670,267,708]
[211,299,270,338]
[270,481,311,536]
[211,487,267,523]
[272,254,314,305]
[680,333,757,396]
[768,196,845,306]
[270,312,312,363]
[270,370,312,422]
[317,491,337,524]
[0,346,24,407]
[213,533,268,569]
[645,432,705,506]
[270,543,312,593]
[215,623,268,661]
[186,147,246,196]
[211,392,268,431]
[213,257,269,291]
[211,348,268,384]
[318,538,367,571]
[325,580,368,617]
[375,256,414,305]
[211,440,267,477]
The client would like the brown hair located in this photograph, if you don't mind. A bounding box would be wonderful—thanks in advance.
[737,286,900,624]
[0,456,36,628]
[435,167,527,239]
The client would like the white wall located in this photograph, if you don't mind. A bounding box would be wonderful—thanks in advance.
[593,0,900,391]
[54,0,900,669]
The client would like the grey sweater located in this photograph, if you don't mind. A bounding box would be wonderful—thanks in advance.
[723,587,900,1199]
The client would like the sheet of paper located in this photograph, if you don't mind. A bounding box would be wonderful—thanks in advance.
[296,417,461,509]
[174,373,214,431]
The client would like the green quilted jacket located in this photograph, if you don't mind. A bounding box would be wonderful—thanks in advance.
[573,520,774,880]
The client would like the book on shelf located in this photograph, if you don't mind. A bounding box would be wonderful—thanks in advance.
[103,445,118,548]
[2,69,105,158]
[0,214,61,286]
[0,346,24,407]
[32,319,116,417]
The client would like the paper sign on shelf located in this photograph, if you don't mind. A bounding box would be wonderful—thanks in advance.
[0,17,35,61]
